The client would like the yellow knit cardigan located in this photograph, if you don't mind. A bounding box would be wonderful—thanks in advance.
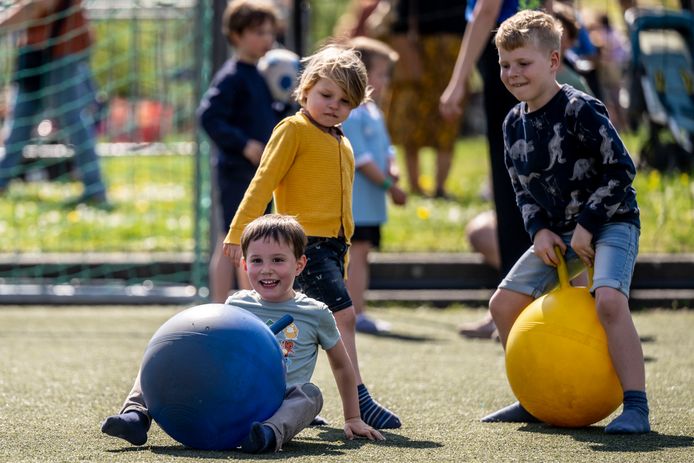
[224,112,355,245]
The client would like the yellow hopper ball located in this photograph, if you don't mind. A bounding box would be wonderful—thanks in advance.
[505,248,622,427]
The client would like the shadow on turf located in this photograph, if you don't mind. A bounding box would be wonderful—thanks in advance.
[517,424,694,452]
[357,330,440,342]
[305,427,443,453]
[107,428,442,458]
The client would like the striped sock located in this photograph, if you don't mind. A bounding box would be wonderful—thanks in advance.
[358,384,401,429]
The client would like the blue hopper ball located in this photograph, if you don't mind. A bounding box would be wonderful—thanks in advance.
[140,303,288,450]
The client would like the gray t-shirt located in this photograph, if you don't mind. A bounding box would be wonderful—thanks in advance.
[226,290,341,386]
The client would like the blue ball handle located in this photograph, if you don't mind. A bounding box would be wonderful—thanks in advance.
[270,314,293,334]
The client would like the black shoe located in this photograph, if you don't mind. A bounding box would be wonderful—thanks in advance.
[434,189,455,201]
[64,192,114,210]
[310,415,329,426]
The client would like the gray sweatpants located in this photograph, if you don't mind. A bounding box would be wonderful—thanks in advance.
[120,373,323,451]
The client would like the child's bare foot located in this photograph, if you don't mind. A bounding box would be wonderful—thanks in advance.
[458,315,496,339]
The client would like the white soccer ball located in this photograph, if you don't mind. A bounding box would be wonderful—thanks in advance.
[258,48,300,104]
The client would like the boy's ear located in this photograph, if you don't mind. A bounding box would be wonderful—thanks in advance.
[550,50,561,71]
[242,257,248,272]
[295,255,307,275]
[228,31,240,47]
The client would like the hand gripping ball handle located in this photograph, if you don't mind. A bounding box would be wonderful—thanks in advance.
[270,314,294,334]
[554,246,594,288]
[505,247,621,427]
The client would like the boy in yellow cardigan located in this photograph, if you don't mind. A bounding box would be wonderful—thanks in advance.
[224,44,401,429]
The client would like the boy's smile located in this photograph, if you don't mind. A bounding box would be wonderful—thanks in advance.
[498,44,561,113]
[243,238,306,303]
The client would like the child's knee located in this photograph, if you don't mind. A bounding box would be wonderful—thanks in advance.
[489,290,522,321]
[334,305,356,327]
[595,288,629,323]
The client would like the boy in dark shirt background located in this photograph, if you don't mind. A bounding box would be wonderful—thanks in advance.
[198,0,282,303]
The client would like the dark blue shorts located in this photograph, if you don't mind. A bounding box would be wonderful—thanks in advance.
[352,225,381,248]
[295,237,353,312]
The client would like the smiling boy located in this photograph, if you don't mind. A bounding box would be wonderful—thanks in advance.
[482,10,649,434]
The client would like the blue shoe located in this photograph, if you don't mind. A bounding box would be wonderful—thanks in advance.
[240,422,276,453]
[356,314,391,334]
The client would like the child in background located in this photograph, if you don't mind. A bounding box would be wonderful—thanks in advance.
[197,0,280,302]
[552,1,593,95]
[482,10,649,434]
[590,13,629,130]
[223,44,401,429]
[342,36,406,334]
[101,214,384,452]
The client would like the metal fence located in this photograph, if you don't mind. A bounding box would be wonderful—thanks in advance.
[0,0,212,303]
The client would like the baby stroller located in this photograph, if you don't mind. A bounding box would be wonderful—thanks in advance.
[625,7,694,171]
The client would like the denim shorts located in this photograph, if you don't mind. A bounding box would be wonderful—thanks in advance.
[499,222,640,299]
[295,237,353,312]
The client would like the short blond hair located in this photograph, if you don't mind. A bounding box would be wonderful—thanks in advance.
[293,44,370,108]
[495,10,563,54]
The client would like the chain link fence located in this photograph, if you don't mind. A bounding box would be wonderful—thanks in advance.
[0,0,212,303]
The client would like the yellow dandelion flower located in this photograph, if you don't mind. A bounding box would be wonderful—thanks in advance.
[416,206,430,220]
[419,174,433,192]
[647,170,661,190]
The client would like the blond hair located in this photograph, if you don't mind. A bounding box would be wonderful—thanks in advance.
[495,10,563,54]
[240,214,307,260]
[347,36,399,70]
[293,44,370,108]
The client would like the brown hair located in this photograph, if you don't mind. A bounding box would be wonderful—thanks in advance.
[293,44,371,108]
[552,2,579,42]
[347,36,399,70]
[223,0,278,46]
[495,10,563,54]
[240,214,307,260]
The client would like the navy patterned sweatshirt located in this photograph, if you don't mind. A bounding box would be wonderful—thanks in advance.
[197,59,280,168]
[502,85,640,241]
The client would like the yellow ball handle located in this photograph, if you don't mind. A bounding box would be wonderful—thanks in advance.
[553,245,594,289]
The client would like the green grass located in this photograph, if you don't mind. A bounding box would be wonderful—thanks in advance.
[0,304,692,462]
[1,135,693,254]
[0,155,196,253]
[383,133,694,253]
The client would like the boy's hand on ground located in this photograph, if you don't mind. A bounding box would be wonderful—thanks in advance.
[223,243,242,267]
[344,418,385,441]
[533,229,566,266]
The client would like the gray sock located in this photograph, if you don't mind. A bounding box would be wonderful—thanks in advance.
[481,402,540,423]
